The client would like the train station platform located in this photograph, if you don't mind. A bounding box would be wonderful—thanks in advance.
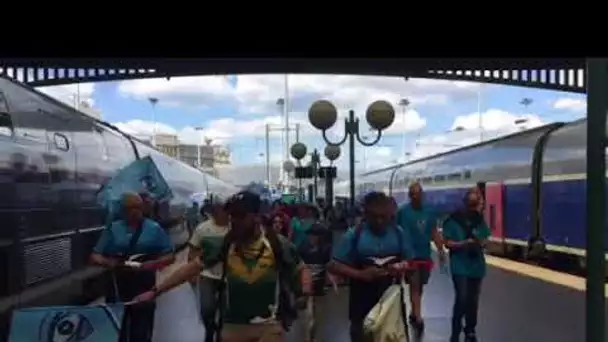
[285,254,605,342]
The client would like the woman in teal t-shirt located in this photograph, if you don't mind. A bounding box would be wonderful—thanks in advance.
[290,203,318,248]
[443,189,490,342]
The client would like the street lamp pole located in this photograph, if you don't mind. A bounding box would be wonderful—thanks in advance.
[399,98,410,162]
[148,97,159,147]
[265,123,301,187]
[310,149,321,199]
[290,143,341,205]
[308,100,395,207]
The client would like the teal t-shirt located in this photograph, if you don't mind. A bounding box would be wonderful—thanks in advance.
[291,218,314,248]
[333,224,414,265]
[442,216,491,278]
[397,204,437,260]
[93,218,173,257]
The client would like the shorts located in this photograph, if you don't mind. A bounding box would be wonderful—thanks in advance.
[406,262,431,291]
[221,323,284,342]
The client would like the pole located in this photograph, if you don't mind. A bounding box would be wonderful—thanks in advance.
[402,105,407,162]
[265,124,271,185]
[284,75,290,189]
[295,123,300,143]
[348,110,356,208]
[585,59,607,342]
[197,137,201,169]
[307,184,314,203]
[76,83,81,110]
[363,145,368,172]
[325,174,334,208]
[478,84,483,142]
[312,150,319,200]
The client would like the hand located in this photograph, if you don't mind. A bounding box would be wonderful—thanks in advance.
[358,266,389,282]
[387,261,409,276]
[132,290,156,303]
[437,249,447,264]
[105,258,123,269]
[301,285,313,297]
[327,273,338,286]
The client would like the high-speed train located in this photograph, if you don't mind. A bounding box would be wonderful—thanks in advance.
[0,76,239,329]
[334,118,607,270]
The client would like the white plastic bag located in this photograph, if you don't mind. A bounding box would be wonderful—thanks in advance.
[152,282,206,342]
[363,280,408,342]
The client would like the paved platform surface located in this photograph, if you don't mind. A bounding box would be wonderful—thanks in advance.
[286,255,608,342]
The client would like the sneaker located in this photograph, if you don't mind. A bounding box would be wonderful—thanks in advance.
[464,333,478,342]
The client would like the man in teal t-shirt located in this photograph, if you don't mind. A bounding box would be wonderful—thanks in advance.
[442,188,491,342]
[396,182,446,336]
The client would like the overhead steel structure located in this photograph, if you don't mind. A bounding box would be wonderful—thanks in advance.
[0,58,587,93]
[0,57,604,341]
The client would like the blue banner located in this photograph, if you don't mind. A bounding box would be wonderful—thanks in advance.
[97,156,173,223]
[9,303,125,342]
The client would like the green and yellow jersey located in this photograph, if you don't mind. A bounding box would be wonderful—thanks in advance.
[201,231,303,325]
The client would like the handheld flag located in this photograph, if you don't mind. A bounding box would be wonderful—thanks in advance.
[96,156,173,223]
[9,303,125,342]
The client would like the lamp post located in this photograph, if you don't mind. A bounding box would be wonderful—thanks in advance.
[308,100,395,207]
[290,142,341,205]
[398,98,410,162]
[265,123,301,187]
[148,97,159,147]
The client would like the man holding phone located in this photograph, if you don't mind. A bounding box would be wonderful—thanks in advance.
[329,191,414,342]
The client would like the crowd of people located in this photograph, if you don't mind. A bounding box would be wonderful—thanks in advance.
[90,182,490,342]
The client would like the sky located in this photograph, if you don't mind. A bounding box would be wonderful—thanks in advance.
[36,74,587,176]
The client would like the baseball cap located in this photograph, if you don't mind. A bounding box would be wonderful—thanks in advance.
[226,191,261,216]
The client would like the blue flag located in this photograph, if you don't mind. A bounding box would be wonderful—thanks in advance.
[97,156,173,223]
[9,303,125,342]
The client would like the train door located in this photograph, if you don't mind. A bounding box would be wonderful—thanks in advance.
[41,108,78,235]
[484,182,505,240]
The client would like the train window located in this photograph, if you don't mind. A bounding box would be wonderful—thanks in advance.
[447,173,461,181]
[421,177,432,183]
[434,175,446,182]
[464,170,472,179]
[0,91,13,137]
[53,133,69,151]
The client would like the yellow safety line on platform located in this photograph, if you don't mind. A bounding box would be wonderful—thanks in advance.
[486,255,608,297]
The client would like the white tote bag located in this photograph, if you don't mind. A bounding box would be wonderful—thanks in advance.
[152,248,206,342]
[363,279,409,342]
[152,282,206,342]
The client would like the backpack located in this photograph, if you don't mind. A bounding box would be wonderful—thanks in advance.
[349,223,405,265]
[210,229,298,341]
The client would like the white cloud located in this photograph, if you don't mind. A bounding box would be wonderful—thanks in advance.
[111,107,543,173]
[450,108,543,131]
[410,108,545,159]
[552,97,586,112]
[37,83,96,108]
[117,74,480,115]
